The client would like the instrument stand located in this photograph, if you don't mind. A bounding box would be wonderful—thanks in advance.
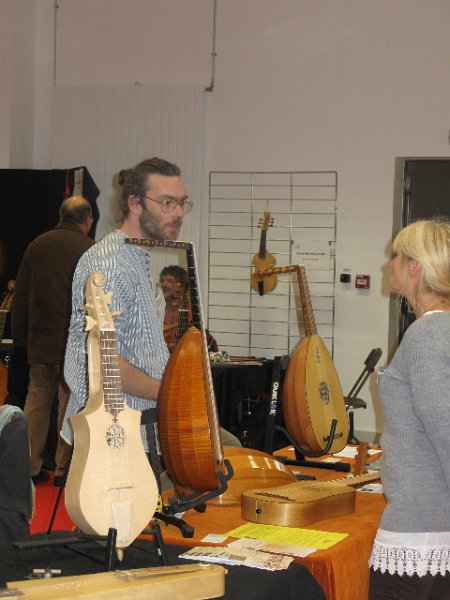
[345,348,382,444]
[14,528,119,571]
[141,410,233,537]
[163,460,234,515]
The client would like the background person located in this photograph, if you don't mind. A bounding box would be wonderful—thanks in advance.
[159,264,218,353]
[12,196,94,485]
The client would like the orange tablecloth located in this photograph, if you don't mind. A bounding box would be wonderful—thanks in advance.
[147,458,385,600]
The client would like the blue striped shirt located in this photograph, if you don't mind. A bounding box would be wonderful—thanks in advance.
[62,230,169,444]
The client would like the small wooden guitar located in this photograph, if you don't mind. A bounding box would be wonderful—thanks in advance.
[65,272,158,548]
[250,210,277,296]
[255,264,349,454]
[242,470,381,527]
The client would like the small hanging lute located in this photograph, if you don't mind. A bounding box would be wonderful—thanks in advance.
[250,210,277,296]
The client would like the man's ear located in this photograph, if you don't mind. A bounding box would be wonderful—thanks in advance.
[128,195,142,215]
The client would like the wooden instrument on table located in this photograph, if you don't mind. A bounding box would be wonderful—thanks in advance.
[250,210,277,296]
[65,272,158,548]
[0,279,15,341]
[125,238,226,494]
[211,447,296,505]
[257,264,349,454]
[5,563,226,600]
[242,470,380,527]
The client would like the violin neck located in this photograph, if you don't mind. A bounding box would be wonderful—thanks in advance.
[259,229,267,258]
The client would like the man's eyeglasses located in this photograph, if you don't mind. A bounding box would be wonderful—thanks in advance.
[143,195,193,214]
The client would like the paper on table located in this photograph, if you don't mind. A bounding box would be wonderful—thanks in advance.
[228,537,316,558]
[225,522,348,550]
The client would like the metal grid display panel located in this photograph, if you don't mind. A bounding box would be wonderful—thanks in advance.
[208,171,337,359]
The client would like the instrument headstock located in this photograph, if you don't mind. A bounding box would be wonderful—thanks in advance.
[258,210,274,231]
[83,272,116,333]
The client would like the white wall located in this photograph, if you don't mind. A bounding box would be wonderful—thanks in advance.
[0,0,35,167]
[8,0,450,440]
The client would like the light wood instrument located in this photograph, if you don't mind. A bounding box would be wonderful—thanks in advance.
[125,238,226,494]
[241,470,380,527]
[258,264,349,454]
[65,272,158,548]
[250,210,277,296]
[5,563,226,600]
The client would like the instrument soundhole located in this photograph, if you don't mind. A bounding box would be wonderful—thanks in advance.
[319,381,330,405]
[106,424,126,449]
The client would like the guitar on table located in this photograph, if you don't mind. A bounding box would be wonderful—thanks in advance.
[250,210,277,296]
[65,272,158,549]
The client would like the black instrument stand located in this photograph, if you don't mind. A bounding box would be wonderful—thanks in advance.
[141,409,233,535]
[345,348,382,444]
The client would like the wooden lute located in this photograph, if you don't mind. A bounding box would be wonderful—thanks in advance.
[256,264,349,454]
[65,272,158,548]
[250,210,277,296]
[284,265,349,454]
[125,238,226,494]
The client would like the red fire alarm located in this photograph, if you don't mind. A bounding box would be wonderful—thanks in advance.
[355,275,370,289]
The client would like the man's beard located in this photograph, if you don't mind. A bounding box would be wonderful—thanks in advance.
[139,206,181,241]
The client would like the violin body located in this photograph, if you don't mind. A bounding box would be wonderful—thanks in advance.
[250,252,277,294]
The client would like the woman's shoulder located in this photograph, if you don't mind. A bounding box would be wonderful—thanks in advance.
[402,311,450,343]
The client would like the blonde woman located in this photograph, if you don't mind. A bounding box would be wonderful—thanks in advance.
[369,218,450,598]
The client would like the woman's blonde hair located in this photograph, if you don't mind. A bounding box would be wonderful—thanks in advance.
[392,218,450,301]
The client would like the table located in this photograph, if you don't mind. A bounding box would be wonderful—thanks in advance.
[150,453,385,600]
[0,537,325,600]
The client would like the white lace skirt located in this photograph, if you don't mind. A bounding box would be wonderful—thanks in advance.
[369,529,450,577]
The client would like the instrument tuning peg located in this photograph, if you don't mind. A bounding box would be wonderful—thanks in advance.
[110,311,121,318]
[80,302,92,312]
[85,315,96,331]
